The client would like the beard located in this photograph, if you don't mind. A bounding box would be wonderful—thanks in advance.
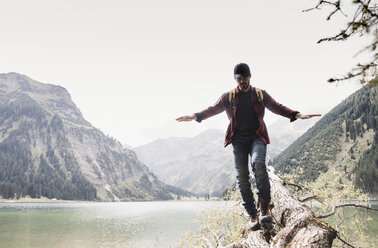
[240,83,250,91]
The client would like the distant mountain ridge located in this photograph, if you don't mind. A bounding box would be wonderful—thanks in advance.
[135,129,235,196]
[0,73,173,201]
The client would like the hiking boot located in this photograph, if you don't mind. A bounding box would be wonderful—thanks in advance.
[258,200,273,229]
[241,213,260,236]
[249,213,261,231]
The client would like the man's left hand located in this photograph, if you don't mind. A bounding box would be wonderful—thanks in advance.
[296,113,322,119]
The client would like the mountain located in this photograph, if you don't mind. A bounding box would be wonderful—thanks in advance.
[0,73,173,201]
[135,129,235,197]
[134,118,316,197]
[272,85,377,194]
[268,117,318,158]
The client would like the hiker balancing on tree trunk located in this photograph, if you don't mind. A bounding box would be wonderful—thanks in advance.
[176,63,321,231]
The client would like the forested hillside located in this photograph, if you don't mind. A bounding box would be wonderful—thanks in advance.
[272,86,377,194]
[0,73,173,201]
[354,132,377,193]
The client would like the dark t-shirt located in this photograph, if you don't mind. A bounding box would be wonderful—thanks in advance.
[234,90,259,136]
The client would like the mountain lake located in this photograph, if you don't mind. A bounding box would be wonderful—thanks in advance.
[0,200,377,248]
[0,201,226,248]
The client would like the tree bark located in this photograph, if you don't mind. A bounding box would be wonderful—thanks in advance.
[226,167,336,248]
[226,230,269,248]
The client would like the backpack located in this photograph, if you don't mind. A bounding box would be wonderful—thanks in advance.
[229,87,264,108]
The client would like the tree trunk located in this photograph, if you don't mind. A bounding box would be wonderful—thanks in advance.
[226,168,336,248]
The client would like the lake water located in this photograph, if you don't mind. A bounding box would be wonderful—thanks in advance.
[0,201,223,248]
[1,201,377,248]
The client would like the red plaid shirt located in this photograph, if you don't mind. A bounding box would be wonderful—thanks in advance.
[195,86,299,147]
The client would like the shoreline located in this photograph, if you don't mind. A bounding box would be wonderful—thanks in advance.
[2,196,376,204]
[0,197,80,203]
[0,196,222,203]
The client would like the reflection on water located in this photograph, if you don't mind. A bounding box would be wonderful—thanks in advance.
[0,201,223,248]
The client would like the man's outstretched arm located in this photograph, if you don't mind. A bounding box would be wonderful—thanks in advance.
[176,93,228,123]
[176,111,321,122]
[176,114,197,122]
[263,90,321,121]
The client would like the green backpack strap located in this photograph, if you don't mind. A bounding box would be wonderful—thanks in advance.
[255,87,263,102]
[229,89,236,106]
[229,87,263,107]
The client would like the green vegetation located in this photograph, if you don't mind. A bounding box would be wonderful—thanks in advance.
[280,169,375,248]
[180,170,377,248]
[273,85,378,193]
[354,132,378,194]
[0,128,97,201]
[179,191,247,247]
[164,184,195,198]
[0,94,96,200]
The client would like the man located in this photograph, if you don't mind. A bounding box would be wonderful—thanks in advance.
[176,63,320,230]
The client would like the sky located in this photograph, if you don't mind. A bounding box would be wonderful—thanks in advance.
[0,0,373,147]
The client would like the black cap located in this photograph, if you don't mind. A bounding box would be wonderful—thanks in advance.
[234,63,251,79]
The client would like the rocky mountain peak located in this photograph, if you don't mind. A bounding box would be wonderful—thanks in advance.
[0,73,70,99]
[0,72,89,126]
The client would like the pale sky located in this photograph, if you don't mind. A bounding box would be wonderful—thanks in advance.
[0,0,372,147]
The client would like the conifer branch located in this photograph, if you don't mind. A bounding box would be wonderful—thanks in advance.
[205,228,224,247]
[316,203,378,219]
[327,62,377,83]
[202,237,215,248]
[335,211,345,231]
[305,0,378,83]
[299,194,324,203]
[335,231,357,248]
[283,180,313,192]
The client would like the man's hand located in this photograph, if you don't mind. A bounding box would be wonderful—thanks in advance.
[296,113,322,120]
[176,114,196,122]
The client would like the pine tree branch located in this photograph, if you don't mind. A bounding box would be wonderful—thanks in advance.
[327,62,377,83]
[356,0,378,19]
[275,172,311,192]
[326,1,343,20]
[205,228,224,247]
[316,203,378,219]
[202,237,215,248]
[335,210,345,231]
[299,194,324,203]
[283,181,304,190]
[335,232,357,248]
[302,0,342,14]
[305,0,378,83]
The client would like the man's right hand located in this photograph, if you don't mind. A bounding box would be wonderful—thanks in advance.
[176,114,196,122]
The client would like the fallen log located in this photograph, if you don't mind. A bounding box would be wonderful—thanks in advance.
[226,230,269,248]
[225,167,336,248]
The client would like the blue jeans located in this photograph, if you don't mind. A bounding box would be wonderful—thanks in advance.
[231,136,271,216]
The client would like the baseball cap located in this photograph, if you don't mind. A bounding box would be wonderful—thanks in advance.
[234,63,251,79]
